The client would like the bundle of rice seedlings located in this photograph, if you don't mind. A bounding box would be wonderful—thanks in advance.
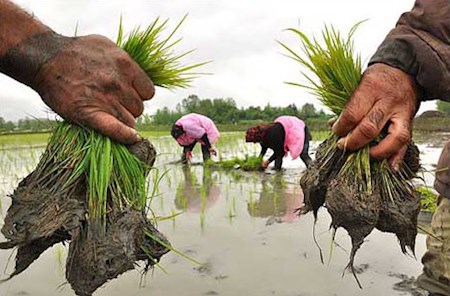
[205,155,263,171]
[279,23,421,287]
[0,16,206,296]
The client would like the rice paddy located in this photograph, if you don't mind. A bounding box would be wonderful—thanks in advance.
[0,131,442,295]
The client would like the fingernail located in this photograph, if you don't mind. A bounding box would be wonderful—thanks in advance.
[135,131,143,141]
[337,138,344,150]
[331,116,340,131]
[391,160,400,172]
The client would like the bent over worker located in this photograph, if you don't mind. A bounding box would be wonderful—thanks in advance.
[171,113,220,163]
[245,115,312,170]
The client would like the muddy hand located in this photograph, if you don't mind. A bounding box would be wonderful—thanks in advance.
[209,148,217,156]
[260,160,269,170]
[332,63,419,169]
[34,35,155,144]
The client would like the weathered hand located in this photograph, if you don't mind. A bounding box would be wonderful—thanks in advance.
[260,160,269,170]
[332,63,419,169]
[34,34,155,144]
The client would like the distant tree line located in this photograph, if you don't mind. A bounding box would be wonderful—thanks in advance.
[0,117,57,133]
[1,94,330,133]
[148,94,330,126]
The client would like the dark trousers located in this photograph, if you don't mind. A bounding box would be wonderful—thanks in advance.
[181,141,211,163]
[274,139,312,170]
[300,140,312,168]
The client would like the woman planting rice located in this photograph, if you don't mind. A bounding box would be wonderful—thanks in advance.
[245,115,312,170]
[171,113,220,163]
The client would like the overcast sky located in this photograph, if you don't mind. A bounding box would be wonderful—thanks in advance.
[1,0,432,122]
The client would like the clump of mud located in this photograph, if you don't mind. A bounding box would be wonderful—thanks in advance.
[299,138,421,287]
[0,139,169,296]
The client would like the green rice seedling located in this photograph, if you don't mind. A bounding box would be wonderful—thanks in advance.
[280,22,421,288]
[54,244,66,275]
[417,186,438,213]
[228,206,235,224]
[143,228,203,266]
[248,189,256,217]
[116,15,209,89]
[199,183,208,230]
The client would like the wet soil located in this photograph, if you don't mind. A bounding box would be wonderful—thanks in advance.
[0,134,443,296]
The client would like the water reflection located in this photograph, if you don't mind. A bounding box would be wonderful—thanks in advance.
[174,166,221,213]
[247,173,304,224]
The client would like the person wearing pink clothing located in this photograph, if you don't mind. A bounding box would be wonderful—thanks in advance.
[245,115,312,170]
[171,113,220,163]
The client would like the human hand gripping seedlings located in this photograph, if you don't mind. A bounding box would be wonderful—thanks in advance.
[34,34,155,144]
[332,63,419,170]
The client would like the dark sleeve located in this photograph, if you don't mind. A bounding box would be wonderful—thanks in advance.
[369,0,450,101]
[200,133,211,149]
[265,124,285,164]
[183,142,196,153]
[260,144,268,157]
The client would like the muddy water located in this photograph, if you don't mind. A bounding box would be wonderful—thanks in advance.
[0,133,443,296]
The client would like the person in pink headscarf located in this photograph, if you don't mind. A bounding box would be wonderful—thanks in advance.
[171,113,220,163]
[245,115,312,170]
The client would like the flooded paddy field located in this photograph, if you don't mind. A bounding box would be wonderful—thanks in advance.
[0,132,443,296]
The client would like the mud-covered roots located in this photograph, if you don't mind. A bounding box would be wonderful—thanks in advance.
[66,209,169,296]
[326,177,380,287]
[402,141,421,179]
[299,136,345,218]
[298,136,421,288]
[0,139,169,295]
[376,189,421,255]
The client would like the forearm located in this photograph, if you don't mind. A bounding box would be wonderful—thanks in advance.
[259,145,268,157]
[0,0,70,88]
[369,0,450,101]
[0,0,49,55]
[200,134,211,149]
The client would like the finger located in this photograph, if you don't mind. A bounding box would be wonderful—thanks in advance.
[84,112,141,144]
[332,84,377,136]
[109,102,136,128]
[369,118,411,160]
[337,106,390,151]
[388,144,408,171]
[132,70,155,101]
[118,88,144,118]
[328,116,338,127]
[115,50,155,100]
